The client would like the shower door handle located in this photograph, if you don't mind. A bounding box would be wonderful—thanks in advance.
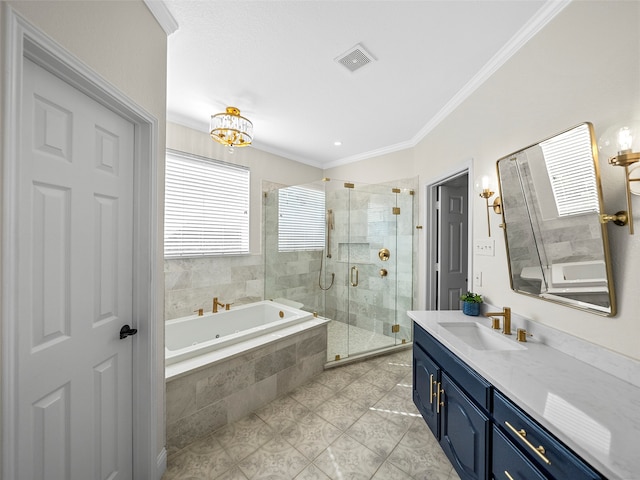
[350,266,359,287]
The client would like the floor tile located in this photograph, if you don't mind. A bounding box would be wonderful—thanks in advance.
[294,463,332,480]
[313,391,369,431]
[237,435,309,479]
[163,435,234,479]
[213,414,277,463]
[339,377,388,407]
[345,410,411,457]
[254,395,311,433]
[216,466,250,480]
[313,434,385,480]
[371,461,414,480]
[369,391,421,429]
[289,380,335,410]
[360,367,408,391]
[164,348,459,480]
[386,420,453,480]
[280,410,342,460]
[313,366,360,392]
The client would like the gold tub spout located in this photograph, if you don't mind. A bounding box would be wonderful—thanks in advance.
[485,307,511,335]
[212,297,226,313]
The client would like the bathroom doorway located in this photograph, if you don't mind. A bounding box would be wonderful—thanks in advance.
[425,167,472,310]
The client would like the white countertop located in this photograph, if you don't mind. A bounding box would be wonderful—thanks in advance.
[409,310,640,480]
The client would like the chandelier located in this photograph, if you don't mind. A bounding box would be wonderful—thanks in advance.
[210,106,253,151]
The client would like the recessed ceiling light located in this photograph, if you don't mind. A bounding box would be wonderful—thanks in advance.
[334,141,342,146]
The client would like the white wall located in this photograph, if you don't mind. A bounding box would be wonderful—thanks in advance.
[327,1,640,360]
[0,0,168,467]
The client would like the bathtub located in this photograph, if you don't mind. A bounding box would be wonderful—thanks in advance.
[165,299,329,452]
[165,300,324,371]
[520,260,608,294]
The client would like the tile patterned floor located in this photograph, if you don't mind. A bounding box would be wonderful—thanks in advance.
[162,348,461,480]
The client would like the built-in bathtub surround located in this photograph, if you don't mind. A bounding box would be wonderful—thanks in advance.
[165,254,264,320]
[166,322,327,455]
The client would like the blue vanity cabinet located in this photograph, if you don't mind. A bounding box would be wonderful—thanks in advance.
[413,324,491,480]
[440,372,490,480]
[493,391,603,480]
[413,344,440,437]
[492,425,547,480]
[413,322,605,480]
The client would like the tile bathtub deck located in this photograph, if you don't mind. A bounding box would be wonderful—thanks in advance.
[162,349,461,480]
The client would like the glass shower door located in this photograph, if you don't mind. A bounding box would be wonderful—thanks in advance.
[344,182,399,357]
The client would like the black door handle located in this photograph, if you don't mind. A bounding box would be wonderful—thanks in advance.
[119,324,138,339]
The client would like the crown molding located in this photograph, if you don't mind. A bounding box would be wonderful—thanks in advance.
[143,0,178,36]
[411,0,571,148]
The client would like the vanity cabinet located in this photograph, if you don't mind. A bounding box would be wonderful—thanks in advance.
[493,391,601,480]
[413,344,439,436]
[413,326,490,480]
[413,322,604,480]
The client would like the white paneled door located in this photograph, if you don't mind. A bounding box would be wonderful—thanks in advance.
[16,57,135,479]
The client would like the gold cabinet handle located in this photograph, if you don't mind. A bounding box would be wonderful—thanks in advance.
[436,382,444,414]
[429,374,434,405]
[505,421,551,465]
[504,471,515,480]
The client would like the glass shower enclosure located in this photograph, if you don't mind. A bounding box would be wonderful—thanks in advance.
[264,177,417,364]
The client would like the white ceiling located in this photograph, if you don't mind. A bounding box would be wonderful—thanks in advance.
[163,1,566,168]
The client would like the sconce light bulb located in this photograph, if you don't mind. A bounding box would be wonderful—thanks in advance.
[617,126,634,153]
[474,175,494,198]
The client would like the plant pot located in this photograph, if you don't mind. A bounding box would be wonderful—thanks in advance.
[462,301,481,316]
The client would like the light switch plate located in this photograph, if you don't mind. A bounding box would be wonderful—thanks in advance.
[475,239,494,256]
[474,271,482,286]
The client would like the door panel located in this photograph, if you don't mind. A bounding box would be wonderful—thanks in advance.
[438,185,468,310]
[440,373,489,480]
[413,345,440,437]
[17,57,135,480]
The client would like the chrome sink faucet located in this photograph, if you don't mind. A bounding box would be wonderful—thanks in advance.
[485,307,511,335]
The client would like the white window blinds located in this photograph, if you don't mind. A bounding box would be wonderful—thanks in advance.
[540,124,600,217]
[278,186,325,252]
[164,150,250,257]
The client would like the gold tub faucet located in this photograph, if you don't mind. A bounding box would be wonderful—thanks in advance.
[212,297,226,313]
[485,307,511,335]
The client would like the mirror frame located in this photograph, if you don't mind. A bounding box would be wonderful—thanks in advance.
[496,122,617,316]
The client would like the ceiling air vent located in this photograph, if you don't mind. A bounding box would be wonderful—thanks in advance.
[335,43,375,73]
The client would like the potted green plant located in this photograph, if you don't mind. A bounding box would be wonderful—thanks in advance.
[460,291,482,316]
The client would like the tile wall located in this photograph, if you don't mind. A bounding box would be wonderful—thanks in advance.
[165,324,327,455]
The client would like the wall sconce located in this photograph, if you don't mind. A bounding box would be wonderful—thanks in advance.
[474,175,502,237]
[599,122,640,234]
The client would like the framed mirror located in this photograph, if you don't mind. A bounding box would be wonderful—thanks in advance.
[496,122,616,316]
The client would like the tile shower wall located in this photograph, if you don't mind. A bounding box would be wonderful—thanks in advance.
[165,255,264,320]
[165,324,327,456]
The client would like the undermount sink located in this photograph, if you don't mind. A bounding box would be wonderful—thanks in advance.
[439,322,526,351]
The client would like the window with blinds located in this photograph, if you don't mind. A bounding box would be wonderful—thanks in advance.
[540,124,600,217]
[164,150,250,258]
[278,186,325,252]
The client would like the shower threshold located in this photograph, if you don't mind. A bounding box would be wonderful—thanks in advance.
[325,320,412,369]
